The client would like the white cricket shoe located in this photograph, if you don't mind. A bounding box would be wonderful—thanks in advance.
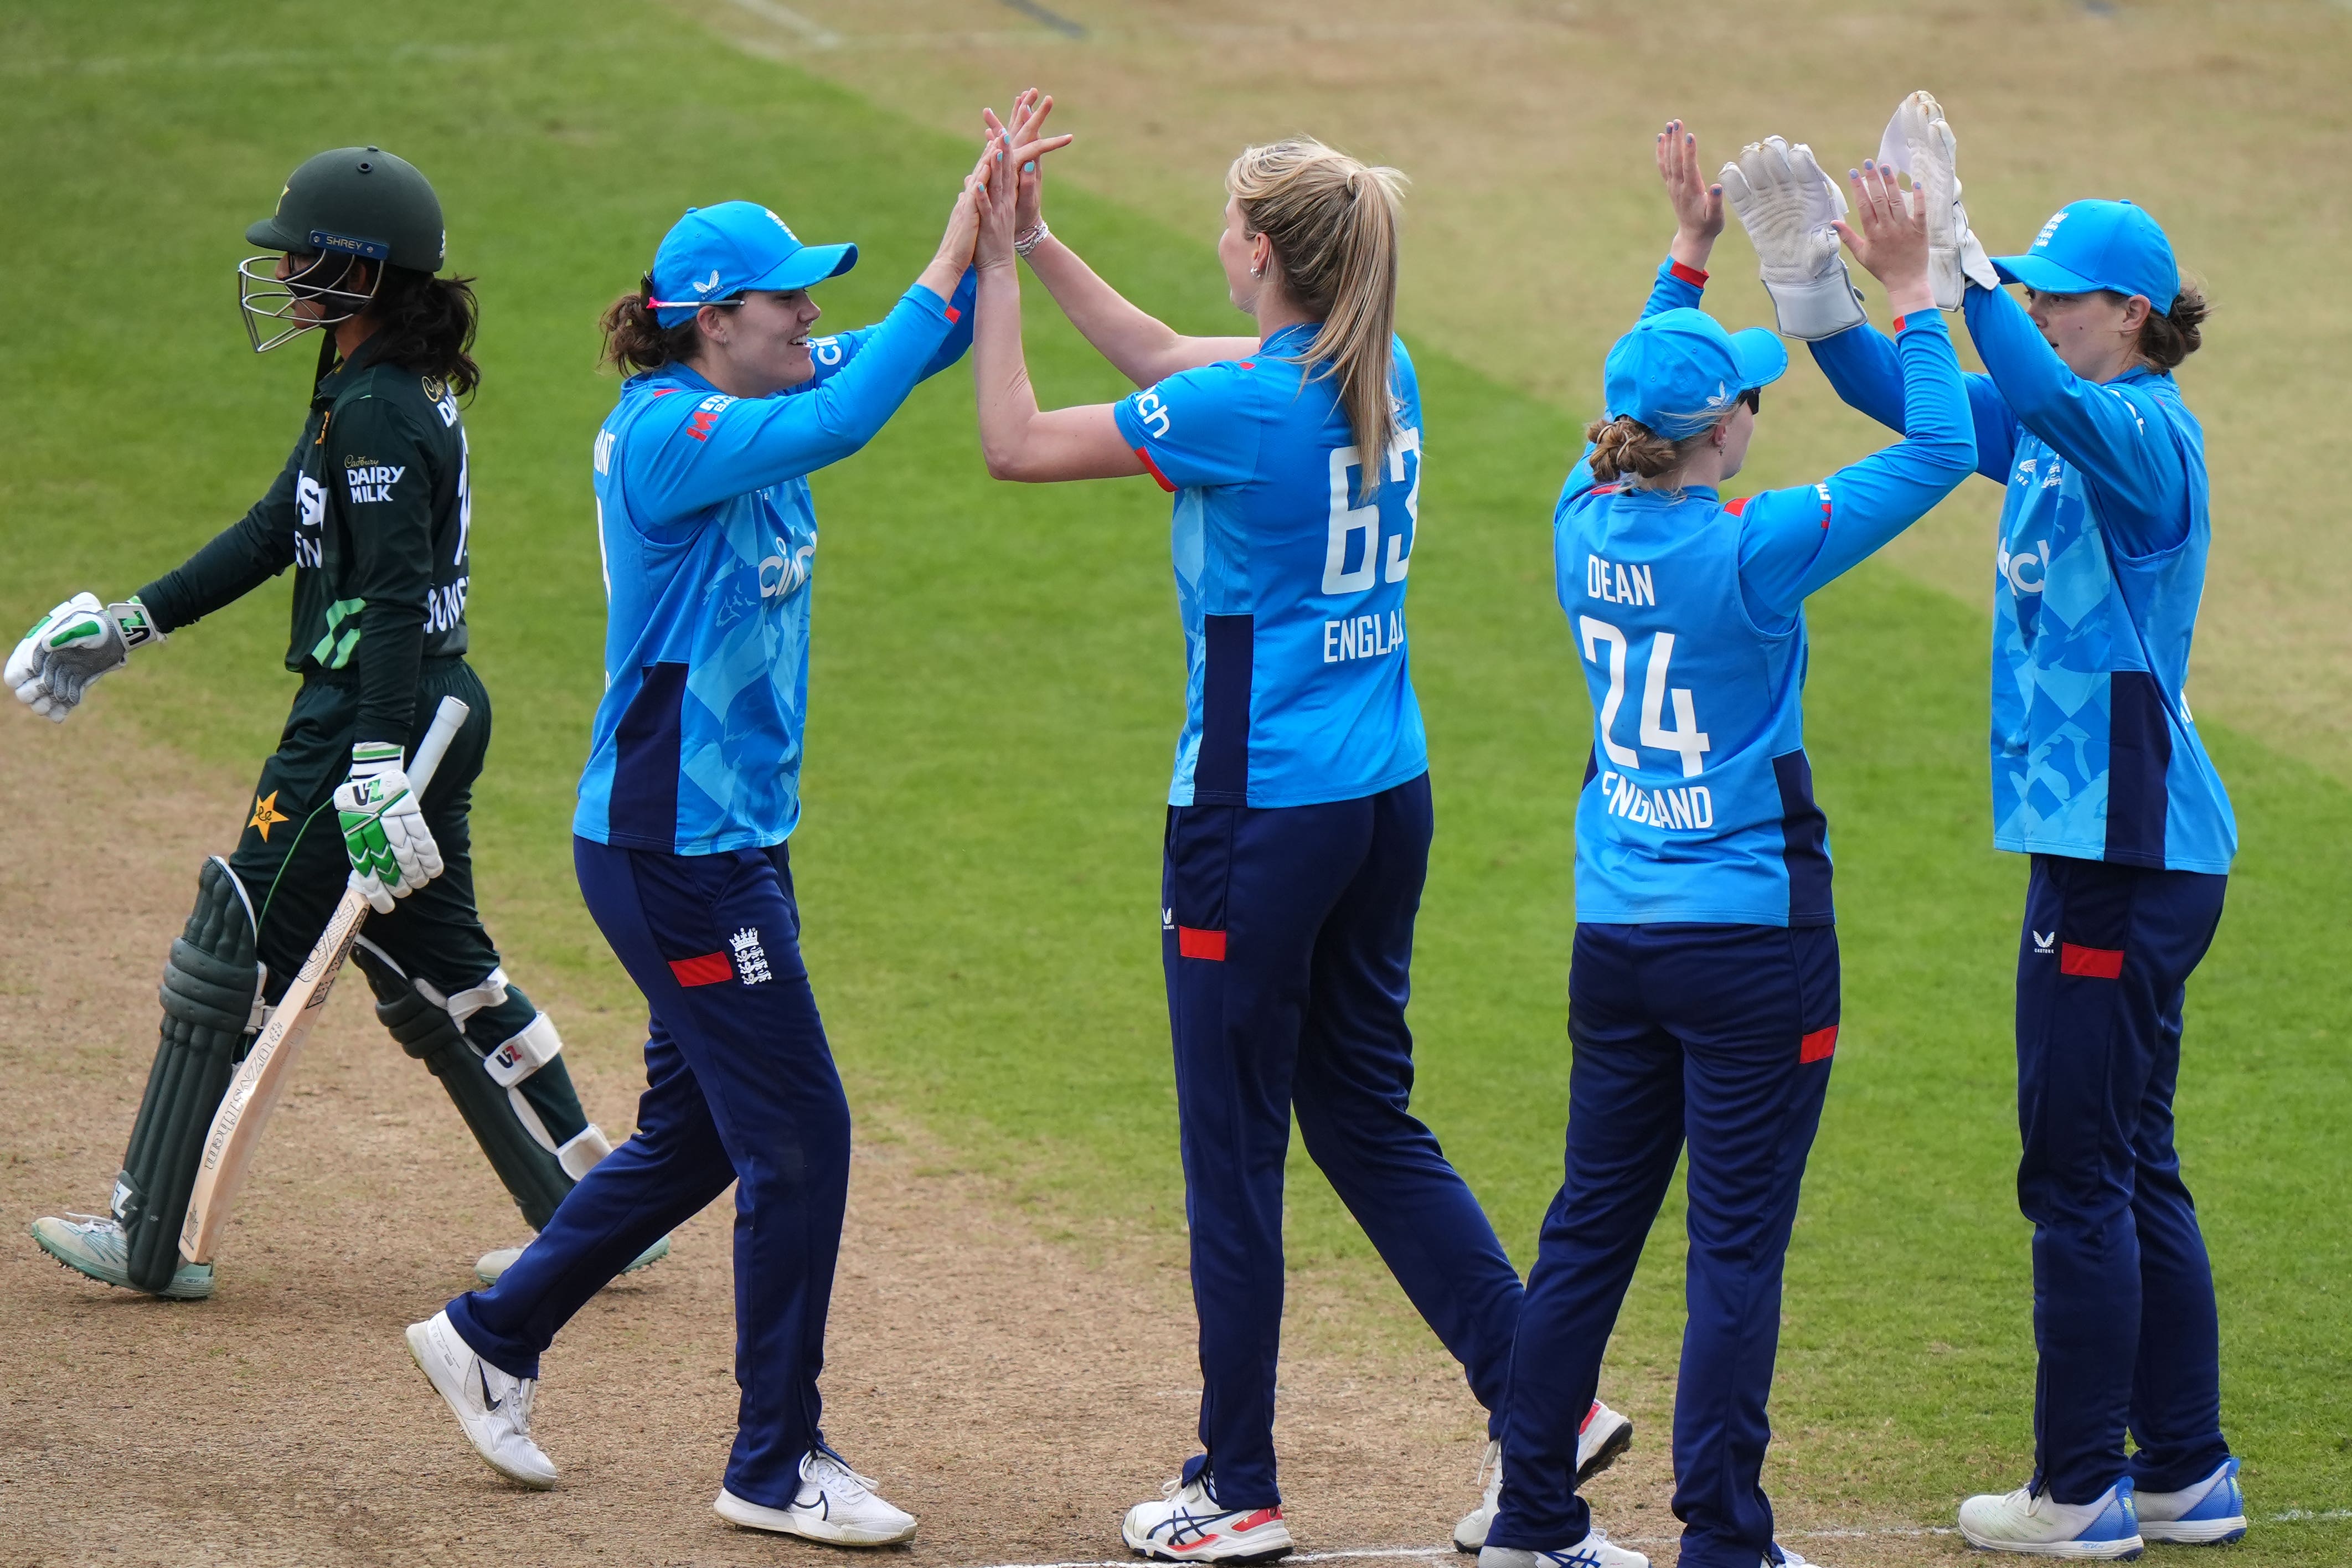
[1477,1534,1648,1568]
[1957,1479,2143,1558]
[404,1309,557,1489]
[715,1448,917,1545]
[1122,1473,1294,1562]
[1454,1400,1636,1551]
[30,1214,214,1300]
[473,1232,672,1287]
[2136,1458,2246,1545]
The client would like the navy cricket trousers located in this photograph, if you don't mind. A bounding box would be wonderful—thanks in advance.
[1162,773,1524,1508]
[1490,922,1839,1568]
[2015,853,2231,1505]
[446,838,852,1509]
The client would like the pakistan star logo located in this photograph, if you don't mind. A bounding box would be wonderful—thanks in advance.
[248,790,290,841]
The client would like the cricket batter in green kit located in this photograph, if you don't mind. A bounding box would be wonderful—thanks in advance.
[11,146,666,1299]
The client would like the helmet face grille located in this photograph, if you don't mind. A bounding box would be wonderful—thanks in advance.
[235,250,381,354]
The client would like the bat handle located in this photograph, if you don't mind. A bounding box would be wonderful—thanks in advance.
[407,695,471,794]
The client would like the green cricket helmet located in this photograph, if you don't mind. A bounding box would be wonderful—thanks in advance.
[238,146,446,353]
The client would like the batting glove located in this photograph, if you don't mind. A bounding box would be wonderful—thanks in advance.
[1879,90,1998,310]
[1721,137,1869,341]
[6,592,165,722]
[334,741,445,914]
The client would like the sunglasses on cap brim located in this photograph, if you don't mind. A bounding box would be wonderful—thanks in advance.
[1739,388,1762,415]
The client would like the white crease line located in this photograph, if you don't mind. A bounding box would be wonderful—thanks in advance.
[721,0,841,48]
[948,1511,2352,1568]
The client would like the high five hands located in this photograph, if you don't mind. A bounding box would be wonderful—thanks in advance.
[973,97,1072,272]
[1656,118,1724,275]
[1836,161,1935,320]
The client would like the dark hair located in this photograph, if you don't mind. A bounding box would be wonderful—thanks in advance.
[2131,280,2209,372]
[599,277,703,375]
[363,264,481,396]
[1585,414,1711,482]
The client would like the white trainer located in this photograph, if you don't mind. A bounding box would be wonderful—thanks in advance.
[1477,1533,1648,1568]
[1454,1400,1637,1551]
[473,1232,672,1287]
[1122,1473,1294,1563]
[1957,1479,2144,1558]
[2137,1458,2246,1545]
[403,1309,556,1489]
[31,1214,214,1299]
[715,1448,917,1545]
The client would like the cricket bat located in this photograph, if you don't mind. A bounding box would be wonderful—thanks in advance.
[179,694,471,1265]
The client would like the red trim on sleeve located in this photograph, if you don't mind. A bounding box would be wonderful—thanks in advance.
[1177,927,1226,961]
[943,305,962,324]
[1891,314,1907,333]
[1724,495,1750,517]
[1134,446,1178,493]
[686,409,719,443]
[669,951,734,987]
[1237,361,1255,369]
[1799,1025,1839,1064]
[2060,943,2126,979]
[1669,259,1709,287]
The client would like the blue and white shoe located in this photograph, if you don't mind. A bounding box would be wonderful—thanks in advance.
[1957,1478,2144,1558]
[1477,1534,1649,1568]
[1122,1472,1293,1563]
[2137,1458,2246,1545]
[1453,1400,1637,1551]
[32,1213,213,1299]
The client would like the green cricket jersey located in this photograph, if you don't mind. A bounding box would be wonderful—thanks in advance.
[138,334,473,746]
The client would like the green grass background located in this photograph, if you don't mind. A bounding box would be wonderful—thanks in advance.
[2,0,2346,1552]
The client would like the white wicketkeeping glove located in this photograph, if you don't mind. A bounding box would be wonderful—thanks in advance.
[1720,137,1868,341]
[1879,90,1998,310]
[6,592,166,722]
[334,741,445,914]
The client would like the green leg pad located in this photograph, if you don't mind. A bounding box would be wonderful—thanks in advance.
[117,859,258,1294]
[351,948,576,1231]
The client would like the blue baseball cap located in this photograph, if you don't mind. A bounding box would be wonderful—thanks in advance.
[647,200,857,326]
[1992,199,2178,307]
[1603,308,1787,440]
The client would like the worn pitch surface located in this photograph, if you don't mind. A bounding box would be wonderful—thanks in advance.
[0,701,1966,1566]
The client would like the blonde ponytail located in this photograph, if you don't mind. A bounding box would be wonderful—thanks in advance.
[1227,138,1407,493]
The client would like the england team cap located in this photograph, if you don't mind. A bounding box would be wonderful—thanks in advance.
[1992,199,2178,307]
[647,200,858,326]
[1603,307,1787,440]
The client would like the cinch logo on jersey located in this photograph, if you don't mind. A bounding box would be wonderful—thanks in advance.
[347,463,406,504]
[1595,767,1716,830]
[1586,554,1658,607]
[1323,610,1404,663]
[1998,538,2050,595]
[1132,389,1171,440]
[758,537,815,601]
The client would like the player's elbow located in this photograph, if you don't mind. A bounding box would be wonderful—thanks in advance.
[981,439,1042,483]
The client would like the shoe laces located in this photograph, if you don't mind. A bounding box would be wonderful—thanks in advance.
[58,1212,118,1235]
[807,1449,878,1500]
[1473,1437,1501,1488]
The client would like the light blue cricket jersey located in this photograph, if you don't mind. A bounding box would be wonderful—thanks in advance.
[1564,262,1974,926]
[1112,324,1427,808]
[576,275,971,854]
[1812,283,2235,873]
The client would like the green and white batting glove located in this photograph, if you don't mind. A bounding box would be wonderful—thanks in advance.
[1720,137,1869,341]
[6,592,166,722]
[333,741,445,914]
[1879,90,1997,310]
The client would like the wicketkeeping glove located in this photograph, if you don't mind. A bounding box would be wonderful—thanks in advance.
[1720,137,1869,341]
[1878,90,1998,310]
[6,592,166,722]
[333,741,445,914]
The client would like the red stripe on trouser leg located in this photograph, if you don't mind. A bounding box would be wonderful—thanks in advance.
[1799,1024,1838,1064]
[1177,926,1226,961]
[2061,943,2126,978]
[669,951,734,986]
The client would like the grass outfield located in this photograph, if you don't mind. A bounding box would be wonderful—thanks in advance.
[4,0,2348,1555]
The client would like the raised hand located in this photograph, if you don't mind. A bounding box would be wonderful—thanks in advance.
[1836,159,1934,318]
[1001,88,1057,238]
[974,107,1075,271]
[1721,137,1868,341]
[1655,117,1725,270]
[1876,90,1995,307]
[935,142,995,272]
